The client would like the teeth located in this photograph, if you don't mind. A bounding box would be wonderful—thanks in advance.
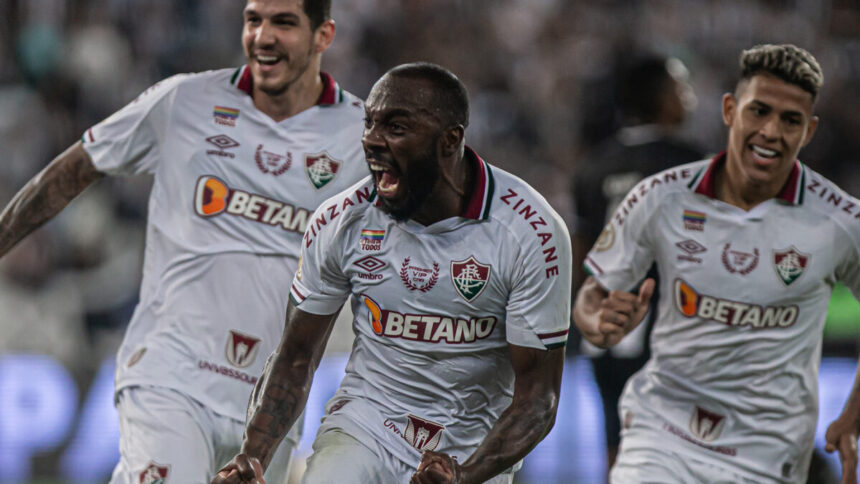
[257,55,278,63]
[751,145,778,158]
[369,163,387,172]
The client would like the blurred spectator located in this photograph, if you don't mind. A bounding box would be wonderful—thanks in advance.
[570,53,704,478]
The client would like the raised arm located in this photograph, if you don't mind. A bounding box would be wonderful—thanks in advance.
[411,344,564,484]
[573,275,654,349]
[0,141,104,258]
[212,301,338,484]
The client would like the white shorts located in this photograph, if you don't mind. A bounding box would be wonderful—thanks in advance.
[302,426,514,484]
[611,442,773,484]
[109,386,300,484]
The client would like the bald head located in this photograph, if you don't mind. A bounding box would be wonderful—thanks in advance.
[371,62,470,129]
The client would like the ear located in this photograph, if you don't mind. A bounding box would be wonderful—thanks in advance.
[439,125,465,157]
[801,115,819,148]
[313,19,335,54]
[721,92,736,127]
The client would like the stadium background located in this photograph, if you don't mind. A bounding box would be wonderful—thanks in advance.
[1,0,859,482]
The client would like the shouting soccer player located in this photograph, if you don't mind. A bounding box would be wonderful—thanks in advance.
[574,44,860,483]
[0,1,368,482]
[212,62,571,484]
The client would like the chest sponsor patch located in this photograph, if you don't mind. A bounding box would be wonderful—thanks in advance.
[773,246,809,286]
[205,134,239,158]
[354,255,386,280]
[193,175,311,234]
[451,256,491,302]
[675,239,706,263]
[305,152,341,189]
[361,294,497,344]
[674,278,798,329]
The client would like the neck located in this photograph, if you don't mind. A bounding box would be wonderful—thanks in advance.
[252,62,323,122]
[413,153,473,226]
[717,154,790,211]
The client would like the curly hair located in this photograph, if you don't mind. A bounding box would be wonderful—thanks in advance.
[739,44,823,100]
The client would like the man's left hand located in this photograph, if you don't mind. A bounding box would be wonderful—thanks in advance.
[410,451,464,484]
[825,415,859,484]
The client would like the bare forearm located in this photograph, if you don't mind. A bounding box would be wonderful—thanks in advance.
[241,347,316,467]
[0,142,103,257]
[241,305,337,468]
[459,394,557,483]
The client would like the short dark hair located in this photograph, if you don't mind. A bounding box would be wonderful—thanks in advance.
[739,44,823,100]
[386,62,470,128]
[302,0,331,31]
[617,55,676,122]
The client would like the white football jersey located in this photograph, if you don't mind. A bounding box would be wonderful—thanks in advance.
[585,154,860,482]
[290,149,572,468]
[82,66,367,420]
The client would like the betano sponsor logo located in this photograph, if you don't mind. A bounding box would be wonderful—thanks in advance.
[194,175,310,234]
[362,294,496,344]
[674,278,798,329]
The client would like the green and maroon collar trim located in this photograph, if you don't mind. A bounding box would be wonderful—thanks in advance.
[688,151,805,205]
[230,66,342,106]
[461,146,495,220]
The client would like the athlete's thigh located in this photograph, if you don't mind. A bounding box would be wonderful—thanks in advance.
[301,428,397,484]
[109,386,214,484]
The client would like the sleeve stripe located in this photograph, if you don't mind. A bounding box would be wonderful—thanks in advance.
[290,284,306,304]
[584,256,604,275]
[538,329,569,340]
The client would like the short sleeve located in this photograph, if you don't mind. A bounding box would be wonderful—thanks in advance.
[289,202,353,315]
[81,74,187,176]
[583,176,659,292]
[505,213,572,351]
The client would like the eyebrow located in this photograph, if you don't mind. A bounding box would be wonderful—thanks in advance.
[749,100,803,118]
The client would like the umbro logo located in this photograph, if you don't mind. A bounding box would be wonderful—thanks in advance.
[676,239,706,263]
[205,134,239,158]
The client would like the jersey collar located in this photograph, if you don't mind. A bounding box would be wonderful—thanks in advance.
[461,146,495,220]
[688,151,805,205]
[230,66,342,106]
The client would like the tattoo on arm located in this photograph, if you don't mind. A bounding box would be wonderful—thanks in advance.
[0,142,104,257]
[241,304,337,467]
[459,345,565,483]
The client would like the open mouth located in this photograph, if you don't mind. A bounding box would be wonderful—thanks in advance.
[369,162,401,198]
[749,144,781,165]
[255,54,283,69]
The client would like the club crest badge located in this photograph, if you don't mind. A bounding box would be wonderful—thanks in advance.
[305,152,341,189]
[689,406,725,442]
[255,144,292,176]
[451,256,491,302]
[138,462,169,484]
[773,246,809,286]
[404,414,445,452]
[400,258,440,292]
[225,330,261,368]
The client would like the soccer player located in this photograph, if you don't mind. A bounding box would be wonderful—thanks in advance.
[0,1,368,482]
[212,62,571,484]
[574,43,860,483]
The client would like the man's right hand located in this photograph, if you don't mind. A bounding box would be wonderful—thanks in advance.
[573,276,655,349]
[211,454,265,484]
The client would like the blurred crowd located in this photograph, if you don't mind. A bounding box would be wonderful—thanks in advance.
[1,0,859,477]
